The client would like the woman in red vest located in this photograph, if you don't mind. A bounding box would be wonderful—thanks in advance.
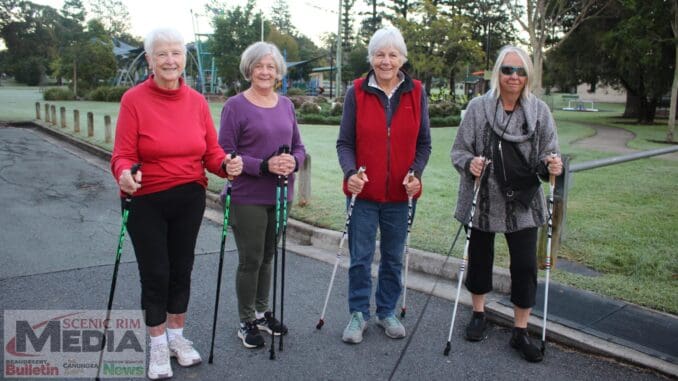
[336,26,431,344]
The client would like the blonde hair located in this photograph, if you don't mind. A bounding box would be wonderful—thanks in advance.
[239,42,286,81]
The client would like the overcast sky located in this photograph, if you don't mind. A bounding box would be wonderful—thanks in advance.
[30,0,368,46]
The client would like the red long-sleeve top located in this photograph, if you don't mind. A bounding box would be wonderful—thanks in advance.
[111,76,227,196]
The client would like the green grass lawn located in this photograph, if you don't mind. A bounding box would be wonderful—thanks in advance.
[3,87,676,314]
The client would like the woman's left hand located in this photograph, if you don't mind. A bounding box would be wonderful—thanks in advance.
[224,155,243,177]
[402,174,421,197]
[546,155,563,176]
[269,153,296,176]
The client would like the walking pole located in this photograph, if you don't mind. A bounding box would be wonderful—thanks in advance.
[279,145,290,352]
[444,159,488,356]
[400,171,415,318]
[541,170,556,354]
[96,163,140,381]
[316,166,366,329]
[270,144,288,360]
[208,152,236,364]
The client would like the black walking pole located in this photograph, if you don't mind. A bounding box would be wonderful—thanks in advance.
[270,144,289,360]
[208,152,237,364]
[278,145,290,351]
[96,163,140,381]
[400,171,416,318]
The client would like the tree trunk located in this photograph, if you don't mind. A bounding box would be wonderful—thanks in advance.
[449,72,456,103]
[623,92,641,119]
[532,46,544,96]
[424,76,432,96]
[668,43,677,142]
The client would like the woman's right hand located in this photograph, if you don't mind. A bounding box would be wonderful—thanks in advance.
[118,168,142,195]
[469,156,488,177]
[267,153,296,176]
[347,171,368,195]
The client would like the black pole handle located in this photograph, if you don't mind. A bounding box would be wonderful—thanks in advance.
[278,144,290,154]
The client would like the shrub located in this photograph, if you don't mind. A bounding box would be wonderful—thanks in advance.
[430,115,461,127]
[296,113,341,125]
[314,96,329,104]
[300,101,322,114]
[43,88,76,101]
[329,102,343,116]
[428,101,461,118]
[287,87,305,96]
[85,86,130,102]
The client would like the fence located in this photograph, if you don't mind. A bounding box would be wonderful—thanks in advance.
[538,146,678,265]
[35,102,114,143]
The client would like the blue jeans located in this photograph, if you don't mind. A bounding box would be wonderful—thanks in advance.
[347,198,413,320]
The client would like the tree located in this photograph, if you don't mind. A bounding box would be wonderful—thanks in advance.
[0,1,63,84]
[669,0,677,142]
[358,0,384,44]
[341,0,356,50]
[384,0,419,20]
[504,0,612,94]
[209,0,262,92]
[271,0,295,35]
[88,0,131,37]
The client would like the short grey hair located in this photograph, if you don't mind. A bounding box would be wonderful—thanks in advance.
[489,45,533,100]
[239,42,286,81]
[367,26,408,65]
[144,28,186,56]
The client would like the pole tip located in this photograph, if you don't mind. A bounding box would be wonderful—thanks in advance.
[208,354,214,364]
[541,341,545,354]
[443,342,451,356]
[316,319,324,330]
[400,308,406,318]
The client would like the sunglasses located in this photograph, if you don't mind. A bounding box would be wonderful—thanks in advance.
[500,65,527,77]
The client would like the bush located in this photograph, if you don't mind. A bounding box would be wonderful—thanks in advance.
[85,86,129,102]
[329,102,343,116]
[428,101,461,118]
[314,96,329,104]
[430,115,461,127]
[296,113,341,125]
[287,87,305,96]
[43,88,76,101]
[300,101,322,114]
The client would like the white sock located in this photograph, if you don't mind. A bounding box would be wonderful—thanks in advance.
[255,311,265,320]
[166,327,183,342]
[150,333,167,348]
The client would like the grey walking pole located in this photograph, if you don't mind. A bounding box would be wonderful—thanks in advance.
[279,145,290,352]
[400,170,415,318]
[541,170,556,354]
[208,152,236,364]
[96,163,140,381]
[444,158,489,356]
[316,166,366,329]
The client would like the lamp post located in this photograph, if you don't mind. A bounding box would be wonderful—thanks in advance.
[335,0,342,98]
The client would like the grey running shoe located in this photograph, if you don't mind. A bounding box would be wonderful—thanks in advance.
[376,314,406,339]
[342,311,367,344]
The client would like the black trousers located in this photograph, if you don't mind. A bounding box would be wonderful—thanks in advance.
[464,227,538,308]
[124,182,206,327]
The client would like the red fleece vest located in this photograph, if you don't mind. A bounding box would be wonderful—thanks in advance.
[344,77,423,202]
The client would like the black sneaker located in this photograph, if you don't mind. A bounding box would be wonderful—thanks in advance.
[465,312,488,342]
[510,328,544,363]
[255,311,288,336]
[238,321,265,349]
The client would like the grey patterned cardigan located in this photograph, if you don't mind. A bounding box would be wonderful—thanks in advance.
[451,92,560,233]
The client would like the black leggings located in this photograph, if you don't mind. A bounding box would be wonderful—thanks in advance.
[124,182,206,327]
[464,227,538,308]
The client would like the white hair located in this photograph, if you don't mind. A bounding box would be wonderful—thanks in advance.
[489,45,533,100]
[367,26,408,65]
[144,28,186,56]
[239,42,286,81]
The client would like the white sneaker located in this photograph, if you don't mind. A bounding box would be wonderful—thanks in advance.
[168,336,202,367]
[148,344,172,380]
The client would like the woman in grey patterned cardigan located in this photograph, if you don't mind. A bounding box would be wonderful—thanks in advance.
[450,45,563,363]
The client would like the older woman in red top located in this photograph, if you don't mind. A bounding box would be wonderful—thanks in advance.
[111,28,242,380]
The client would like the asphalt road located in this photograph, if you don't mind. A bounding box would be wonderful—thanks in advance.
[0,126,667,380]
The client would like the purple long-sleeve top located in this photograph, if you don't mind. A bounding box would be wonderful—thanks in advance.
[218,93,306,205]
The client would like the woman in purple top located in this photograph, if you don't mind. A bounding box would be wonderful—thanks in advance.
[218,41,306,349]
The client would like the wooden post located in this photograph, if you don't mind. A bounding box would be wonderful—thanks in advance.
[60,107,67,128]
[104,115,112,143]
[50,105,57,126]
[73,110,80,133]
[87,112,94,138]
[35,102,41,120]
[537,156,570,269]
[44,104,50,124]
[297,153,311,206]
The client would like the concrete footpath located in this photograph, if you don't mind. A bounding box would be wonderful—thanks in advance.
[0,124,675,380]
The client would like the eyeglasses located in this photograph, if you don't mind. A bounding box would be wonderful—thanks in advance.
[500,65,527,77]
